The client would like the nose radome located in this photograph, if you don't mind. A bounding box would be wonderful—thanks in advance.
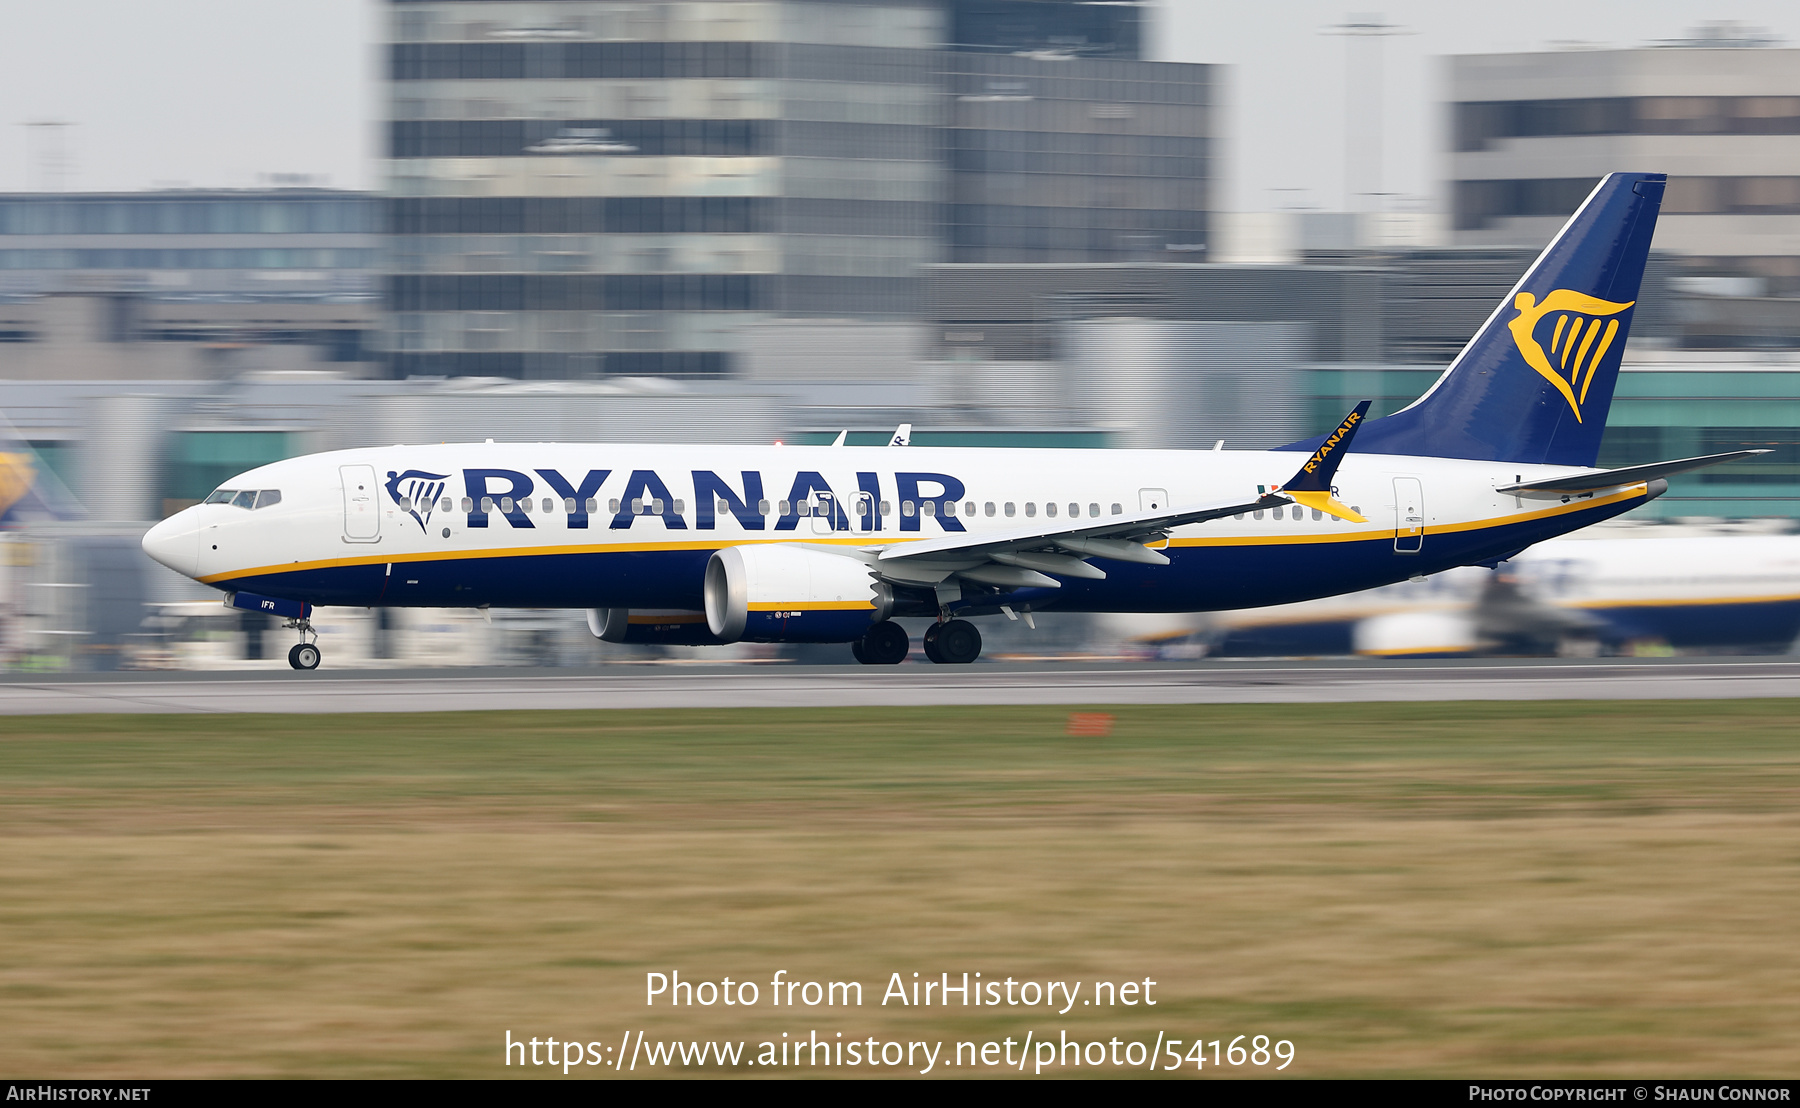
[142,512,200,578]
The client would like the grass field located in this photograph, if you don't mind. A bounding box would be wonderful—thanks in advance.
[2,701,1798,1078]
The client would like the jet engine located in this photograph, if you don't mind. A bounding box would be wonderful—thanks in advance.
[587,608,725,646]
[705,545,894,643]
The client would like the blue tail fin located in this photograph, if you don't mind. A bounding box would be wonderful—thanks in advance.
[1285,171,1666,466]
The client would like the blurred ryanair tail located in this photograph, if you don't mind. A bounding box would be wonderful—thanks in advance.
[0,411,80,527]
[1286,172,1666,467]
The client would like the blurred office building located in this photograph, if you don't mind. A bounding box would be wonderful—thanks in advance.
[381,0,1214,378]
[1444,24,1800,517]
[1450,24,1800,345]
[0,188,382,379]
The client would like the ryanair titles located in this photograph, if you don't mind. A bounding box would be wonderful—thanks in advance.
[396,466,972,534]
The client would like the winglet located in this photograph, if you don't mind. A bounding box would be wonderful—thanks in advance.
[1276,401,1371,522]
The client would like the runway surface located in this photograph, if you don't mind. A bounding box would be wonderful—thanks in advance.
[3,657,1800,714]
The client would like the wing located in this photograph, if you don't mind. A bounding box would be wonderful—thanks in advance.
[863,402,1374,591]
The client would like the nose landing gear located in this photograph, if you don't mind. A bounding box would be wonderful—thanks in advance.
[284,616,321,671]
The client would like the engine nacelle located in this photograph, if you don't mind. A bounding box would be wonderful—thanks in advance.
[1353,611,1479,658]
[705,545,893,643]
[587,608,725,646]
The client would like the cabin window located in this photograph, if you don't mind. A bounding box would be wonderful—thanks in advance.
[584,498,597,513]
[652,498,665,514]
[501,497,515,513]
[717,499,731,515]
[520,497,533,514]
[672,499,683,514]
[544,498,555,513]
[1233,512,1244,520]
[777,500,791,516]
[1352,506,1361,517]
[608,498,620,513]
[964,501,975,517]
[231,490,256,509]
[1004,502,1015,517]
[1112,503,1122,515]
[1045,502,1058,518]
[902,500,915,517]
[1068,503,1079,518]
[1311,508,1322,521]
[1025,503,1036,518]
[1088,503,1099,517]
[922,500,936,517]
[463,497,475,512]
[984,502,995,517]
[879,500,891,516]
[1253,509,1264,520]
[205,489,235,504]
[564,498,577,513]
[632,500,645,515]
[758,499,771,514]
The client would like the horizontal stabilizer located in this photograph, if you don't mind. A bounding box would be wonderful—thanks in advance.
[1497,450,1769,498]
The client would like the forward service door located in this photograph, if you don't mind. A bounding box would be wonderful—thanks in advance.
[341,464,381,543]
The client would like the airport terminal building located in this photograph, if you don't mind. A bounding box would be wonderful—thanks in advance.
[380,0,1216,378]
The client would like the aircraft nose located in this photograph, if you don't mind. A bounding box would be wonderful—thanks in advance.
[141,512,200,578]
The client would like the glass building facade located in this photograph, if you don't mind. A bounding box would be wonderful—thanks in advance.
[940,52,1211,263]
[383,0,1217,378]
[384,0,946,378]
[0,191,380,301]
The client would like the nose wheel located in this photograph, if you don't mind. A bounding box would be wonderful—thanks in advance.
[284,616,321,671]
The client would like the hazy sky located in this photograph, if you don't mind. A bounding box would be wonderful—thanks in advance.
[2,1,1796,210]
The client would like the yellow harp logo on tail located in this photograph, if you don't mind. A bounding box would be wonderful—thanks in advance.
[1507,289,1634,422]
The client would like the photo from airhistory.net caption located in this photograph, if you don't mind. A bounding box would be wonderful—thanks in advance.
[503,968,1295,1075]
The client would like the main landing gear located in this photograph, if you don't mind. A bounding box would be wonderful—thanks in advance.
[285,616,321,671]
[852,620,910,665]
[849,618,984,666]
[923,619,981,665]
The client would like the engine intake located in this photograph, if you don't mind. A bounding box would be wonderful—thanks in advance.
[705,545,893,643]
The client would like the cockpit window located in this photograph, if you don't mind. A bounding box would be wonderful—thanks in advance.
[205,489,236,505]
[254,489,282,509]
[231,490,257,509]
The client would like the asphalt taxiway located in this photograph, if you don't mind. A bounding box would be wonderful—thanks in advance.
[2,657,1799,715]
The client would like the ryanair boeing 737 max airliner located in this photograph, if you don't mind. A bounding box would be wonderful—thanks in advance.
[140,172,1763,670]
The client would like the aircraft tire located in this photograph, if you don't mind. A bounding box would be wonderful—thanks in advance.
[860,621,910,665]
[936,619,982,664]
[850,638,868,664]
[289,643,321,671]
[921,624,945,664]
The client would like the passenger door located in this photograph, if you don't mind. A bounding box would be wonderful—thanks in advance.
[341,464,381,543]
[1393,477,1424,554]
